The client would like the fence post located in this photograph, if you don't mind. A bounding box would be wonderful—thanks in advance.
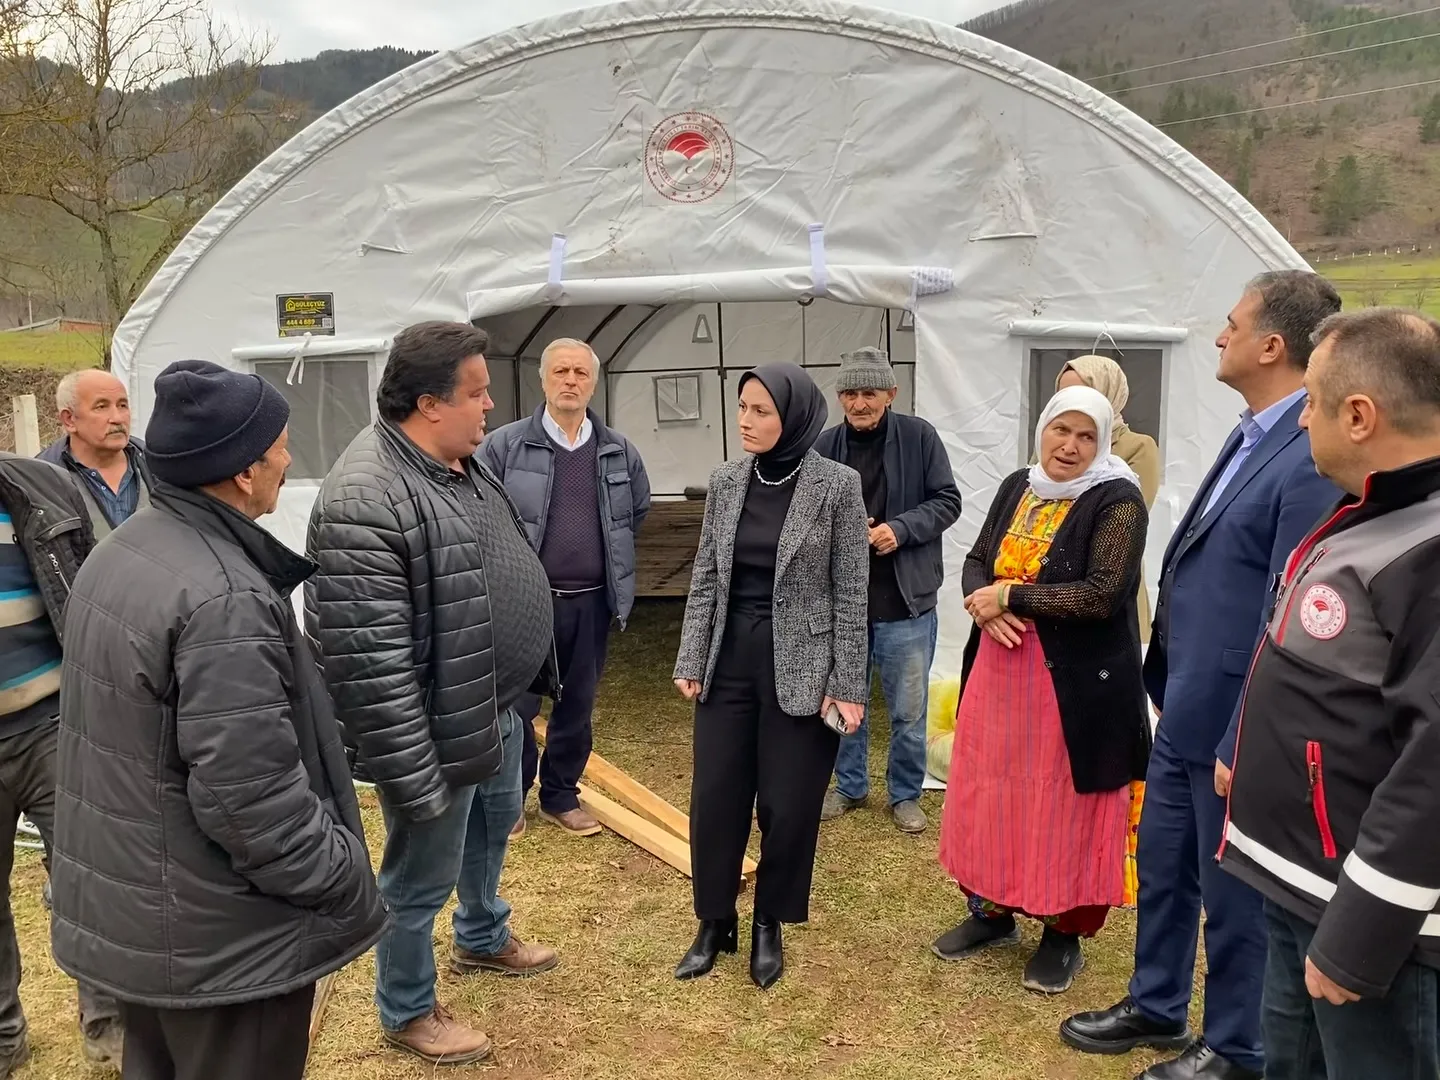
[11,395,40,457]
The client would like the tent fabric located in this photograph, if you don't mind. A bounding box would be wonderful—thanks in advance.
[108,0,1309,680]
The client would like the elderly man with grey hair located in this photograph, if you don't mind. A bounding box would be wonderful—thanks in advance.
[38,369,152,536]
[479,338,650,837]
[813,347,962,833]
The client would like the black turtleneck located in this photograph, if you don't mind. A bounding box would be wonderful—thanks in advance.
[846,411,910,623]
[729,462,799,615]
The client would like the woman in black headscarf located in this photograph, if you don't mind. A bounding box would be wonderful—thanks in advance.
[672,363,870,989]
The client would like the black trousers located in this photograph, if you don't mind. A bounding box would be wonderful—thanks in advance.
[690,609,840,924]
[517,588,612,815]
[120,984,315,1080]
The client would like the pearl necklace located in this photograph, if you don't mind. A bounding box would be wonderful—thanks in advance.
[754,460,803,487]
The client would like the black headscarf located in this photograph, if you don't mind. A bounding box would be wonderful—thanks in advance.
[738,363,829,482]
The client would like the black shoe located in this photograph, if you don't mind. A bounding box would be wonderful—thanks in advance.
[1022,927,1085,994]
[1138,1041,1263,1080]
[1059,996,1192,1055]
[750,913,783,989]
[674,915,738,980]
[931,914,1021,960]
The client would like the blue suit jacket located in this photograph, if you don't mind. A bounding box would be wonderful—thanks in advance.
[1143,398,1338,766]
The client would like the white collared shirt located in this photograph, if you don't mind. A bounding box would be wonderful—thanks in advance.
[542,408,593,451]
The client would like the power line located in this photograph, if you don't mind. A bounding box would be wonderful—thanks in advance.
[1112,30,1440,95]
[1090,5,1440,82]
[1156,77,1440,127]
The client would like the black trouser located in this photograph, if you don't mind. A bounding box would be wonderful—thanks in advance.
[689,608,839,925]
[517,588,611,815]
[120,983,315,1080]
[0,722,121,1055]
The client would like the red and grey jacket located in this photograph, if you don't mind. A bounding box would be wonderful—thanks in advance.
[1219,456,1440,997]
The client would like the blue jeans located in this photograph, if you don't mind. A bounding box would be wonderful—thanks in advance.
[832,610,936,806]
[1262,900,1440,1080]
[374,708,523,1032]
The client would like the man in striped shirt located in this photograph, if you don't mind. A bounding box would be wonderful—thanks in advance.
[0,453,121,1074]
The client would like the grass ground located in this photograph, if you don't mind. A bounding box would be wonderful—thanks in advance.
[1326,252,1440,318]
[7,600,1199,1080]
[0,333,106,372]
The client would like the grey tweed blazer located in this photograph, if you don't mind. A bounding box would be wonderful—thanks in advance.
[673,450,870,715]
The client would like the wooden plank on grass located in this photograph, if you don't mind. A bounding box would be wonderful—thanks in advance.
[535,719,756,878]
[305,968,341,1068]
[578,782,692,877]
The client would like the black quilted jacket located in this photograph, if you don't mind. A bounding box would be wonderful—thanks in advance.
[303,420,559,824]
[51,484,387,1008]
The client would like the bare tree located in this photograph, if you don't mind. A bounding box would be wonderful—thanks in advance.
[0,0,291,357]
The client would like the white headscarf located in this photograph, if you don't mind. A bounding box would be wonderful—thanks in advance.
[1028,385,1142,501]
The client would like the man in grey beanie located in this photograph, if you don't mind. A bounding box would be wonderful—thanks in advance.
[813,347,962,833]
[51,360,387,1080]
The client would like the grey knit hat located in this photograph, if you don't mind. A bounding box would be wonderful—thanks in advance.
[836,347,897,392]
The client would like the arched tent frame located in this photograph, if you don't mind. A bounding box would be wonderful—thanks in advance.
[109,0,1310,681]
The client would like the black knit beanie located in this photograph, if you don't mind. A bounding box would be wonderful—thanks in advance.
[145,360,291,488]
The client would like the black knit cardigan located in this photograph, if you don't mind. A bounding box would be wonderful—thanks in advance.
[960,468,1152,793]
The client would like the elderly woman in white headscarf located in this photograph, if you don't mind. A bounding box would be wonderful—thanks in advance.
[932,386,1152,996]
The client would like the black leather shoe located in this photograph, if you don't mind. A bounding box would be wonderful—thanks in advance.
[750,913,784,989]
[1060,996,1192,1055]
[674,915,738,980]
[1137,1041,1262,1080]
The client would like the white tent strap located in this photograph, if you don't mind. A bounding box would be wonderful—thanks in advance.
[909,266,954,311]
[466,264,954,320]
[545,233,568,301]
[232,337,391,362]
[286,333,314,385]
[1007,319,1190,344]
[808,223,828,297]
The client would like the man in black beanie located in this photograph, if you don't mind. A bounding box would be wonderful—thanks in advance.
[49,360,387,1080]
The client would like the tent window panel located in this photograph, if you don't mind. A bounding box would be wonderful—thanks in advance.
[655,374,701,424]
[254,358,372,480]
[1027,346,1164,457]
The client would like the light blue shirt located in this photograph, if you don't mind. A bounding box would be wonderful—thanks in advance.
[542,408,593,450]
[1201,387,1307,517]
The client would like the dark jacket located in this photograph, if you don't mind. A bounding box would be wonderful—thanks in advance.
[50,483,387,1009]
[813,411,961,618]
[304,420,560,824]
[38,435,153,535]
[1220,458,1440,998]
[1146,397,1337,766]
[960,468,1150,793]
[478,406,651,626]
[0,454,95,639]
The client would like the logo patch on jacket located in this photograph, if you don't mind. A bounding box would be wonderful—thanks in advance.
[1299,584,1346,640]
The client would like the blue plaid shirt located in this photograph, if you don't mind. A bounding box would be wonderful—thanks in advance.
[61,442,141,528]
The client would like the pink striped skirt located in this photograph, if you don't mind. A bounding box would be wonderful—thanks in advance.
[938,630,1129,915]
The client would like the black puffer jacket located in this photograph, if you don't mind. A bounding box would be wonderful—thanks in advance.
[304,420,560,824]
[0,453,95,636]
[51,483,387,1008]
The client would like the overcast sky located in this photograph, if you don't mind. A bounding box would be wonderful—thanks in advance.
[215,1,1008,62]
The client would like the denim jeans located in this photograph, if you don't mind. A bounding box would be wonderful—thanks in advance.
[1262,899,1440,1080]
[832,609,937,806]
[374,708,523,1032]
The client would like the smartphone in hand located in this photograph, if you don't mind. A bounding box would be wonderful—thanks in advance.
[823,702,848,735]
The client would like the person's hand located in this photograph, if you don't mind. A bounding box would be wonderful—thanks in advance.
[1305,958,1361,1005]
[867,518,899,555]
[674,679,701,701]
[964,584,1008,623]
[822,696,865,734]
[980,610,1026,649]
[1214,759,1232,797]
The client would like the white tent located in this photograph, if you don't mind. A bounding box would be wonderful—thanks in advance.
[111,0,1308,683]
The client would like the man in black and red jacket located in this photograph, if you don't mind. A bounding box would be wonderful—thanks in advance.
[1220,307,1440,1078]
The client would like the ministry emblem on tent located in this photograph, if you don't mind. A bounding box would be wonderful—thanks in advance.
[645,112,734,204]
[1299,583,1347,640]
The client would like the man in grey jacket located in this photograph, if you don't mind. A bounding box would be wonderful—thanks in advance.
[813,348,962,833]
[51,361,387,1080]
[480,338,651,838]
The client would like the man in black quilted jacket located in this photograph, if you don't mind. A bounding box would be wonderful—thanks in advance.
[305,321,560,1066]
[51,361,387,1080]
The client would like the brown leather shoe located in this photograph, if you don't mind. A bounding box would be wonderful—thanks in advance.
[450,933,559,977]
[383,1004,492,1065]
[540,807,602,836]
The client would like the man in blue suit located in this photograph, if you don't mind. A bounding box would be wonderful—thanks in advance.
[1061,271,1342,1080]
